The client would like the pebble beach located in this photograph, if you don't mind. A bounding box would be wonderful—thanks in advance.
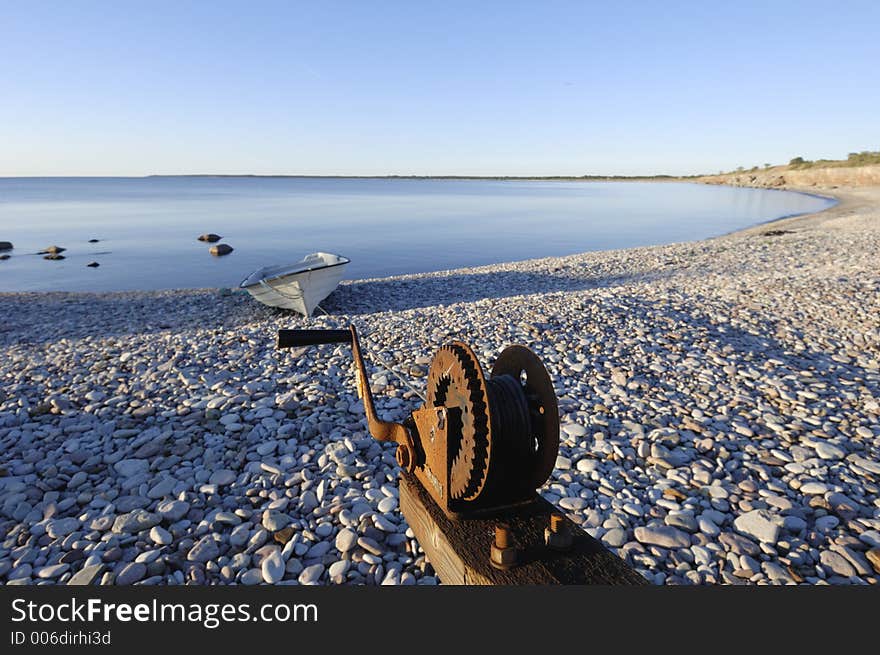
[1,185,879,586]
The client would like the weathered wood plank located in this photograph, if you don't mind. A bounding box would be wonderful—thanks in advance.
[399,471,647,585]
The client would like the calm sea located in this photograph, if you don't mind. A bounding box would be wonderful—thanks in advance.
[0,177,833,292]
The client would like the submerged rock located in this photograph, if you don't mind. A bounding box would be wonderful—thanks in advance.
[87,261,100,268]
[0,241,12,250]
[198,233,223,243]
[43,254,66,260]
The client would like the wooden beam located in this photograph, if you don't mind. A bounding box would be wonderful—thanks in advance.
[399,472,647,585]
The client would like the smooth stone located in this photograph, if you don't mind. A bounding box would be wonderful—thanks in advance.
[603,528,627,548]
[147,478,176,499]
[9,563,33,580]
[116,562,147,585]
[373,515,397,532]
[665,512,698,533]
[718,532,760,556]
[47,517,82,538]
[562,423,587,437]
[36,564,70,579]
[209,469,237,486]
[858,531,880,548]
[273,527,295,545]
[815,515,840,531]
[377,496,398,513]
[261,549,285,583]
[813,442,845,460]
[67,564,103,586]
[306,541,331,558]
[328,560,350,579]
[866,549,880,574]
[559,497,588,511]
[298,564,324,585]
[576,459,599,474]
[157,500,190,522]
[699,518,720,537]
[819,551,855,577]
[149,526,172,545]
[115,496,150,512]
[187,535,220,562]
[783,515,807,532]
[112,510,161,534]
[358,537,383,555]
[734,510,780,545]
[229,524,251,547]
[633,525,691,549]
[335,528,358,553]
[241,568,263,585]
[114,459,149,477]
[262,510,292,531]
[800,482,829,495]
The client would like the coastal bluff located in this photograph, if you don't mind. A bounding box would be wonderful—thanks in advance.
[699,163,880,190]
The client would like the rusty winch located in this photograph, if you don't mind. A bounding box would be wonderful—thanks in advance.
[277,326,559,519]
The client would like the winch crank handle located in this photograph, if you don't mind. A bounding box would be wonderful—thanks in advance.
[277,329,352,348]
[276,326,416,472]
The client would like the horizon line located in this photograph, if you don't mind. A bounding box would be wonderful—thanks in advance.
[0,172,696,180]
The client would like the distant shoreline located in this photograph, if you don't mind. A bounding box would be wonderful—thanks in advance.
[144,174,690,181]
[0,174,691,181]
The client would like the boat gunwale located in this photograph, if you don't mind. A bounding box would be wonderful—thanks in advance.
[239,254,350,289]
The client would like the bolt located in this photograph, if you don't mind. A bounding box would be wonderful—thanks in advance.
[545,513,573,551]
[395,444,413,472]
[495,524,511,549]
[490,523,516,570]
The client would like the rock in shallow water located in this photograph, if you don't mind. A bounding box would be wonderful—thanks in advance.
[209,244,234,256]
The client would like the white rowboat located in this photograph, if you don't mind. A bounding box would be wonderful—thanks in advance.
[240,252,350,316]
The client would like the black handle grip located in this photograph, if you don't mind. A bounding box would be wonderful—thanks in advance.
[277,329,352,349]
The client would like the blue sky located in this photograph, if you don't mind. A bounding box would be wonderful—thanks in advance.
[2,1,878,176]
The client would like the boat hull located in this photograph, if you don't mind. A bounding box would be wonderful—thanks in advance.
[240,252,349,316]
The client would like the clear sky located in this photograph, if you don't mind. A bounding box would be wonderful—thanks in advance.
[2,1,878,176]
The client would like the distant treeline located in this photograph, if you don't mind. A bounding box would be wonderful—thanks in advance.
[724,150,880,175]
[788,150,880,169]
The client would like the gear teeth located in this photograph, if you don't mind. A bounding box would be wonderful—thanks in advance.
[426,343,492,501]
[445,343,491,501]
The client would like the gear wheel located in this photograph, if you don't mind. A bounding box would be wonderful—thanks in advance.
[426,342,492,500]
